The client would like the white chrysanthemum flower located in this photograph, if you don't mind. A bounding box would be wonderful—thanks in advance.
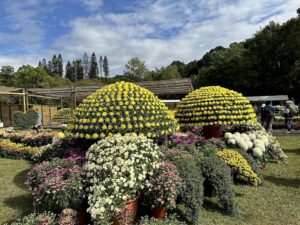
[227,138,236,145]
[248,133,256,141]
[253,147,263,157]
[236,139,249,151]
[247,141,254,149]
[224,132,233,139]
[241,133,250,141]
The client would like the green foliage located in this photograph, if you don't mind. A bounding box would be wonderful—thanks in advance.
[89,52,98,79]
[176,12,300,101]
[12,109,38,129]
[139,216,186,225]
[0,65,15,86]
[165,149,204,224]
[200,156,235,215]
[14,65,69,88]
[103,56,109,78]
[4,212,56,225]
[124,57,149,81]
[53,108,71,124]
[146,65,181,81]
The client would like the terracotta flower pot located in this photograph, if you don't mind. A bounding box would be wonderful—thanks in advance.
[77,210,85,225]
[203,125,221,139]
[112,194,140,225]
[151,207,167,219]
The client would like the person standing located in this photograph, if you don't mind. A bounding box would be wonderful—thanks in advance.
[33,108,43,133]
[260,103,266,127]
[264,101,275,133]
[284,101,293,132]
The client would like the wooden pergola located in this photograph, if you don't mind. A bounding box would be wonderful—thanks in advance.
[27,78,193,111]
[0,78,193,114]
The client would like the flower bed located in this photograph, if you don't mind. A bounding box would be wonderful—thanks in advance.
[0,138,40,159]
[4,84,289,225]
[0,129,57,147]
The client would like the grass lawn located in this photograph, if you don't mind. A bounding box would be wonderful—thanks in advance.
[200,136,300,225]
[0,159,33,224]
[0,136,299,225]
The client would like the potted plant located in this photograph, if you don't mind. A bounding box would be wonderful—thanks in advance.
[26,158,85,213]
[145,161,183,219]
[85,134,161,225]
[175,86,257,139]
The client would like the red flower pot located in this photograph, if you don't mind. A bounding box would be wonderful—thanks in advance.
[151,207,167,219]
[77,210,85,225]
[112,194,140,225]
[203,125,221,139]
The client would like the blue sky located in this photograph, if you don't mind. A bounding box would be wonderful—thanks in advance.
[0,0,298,75]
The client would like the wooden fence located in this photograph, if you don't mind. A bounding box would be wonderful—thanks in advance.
[0,104,58,127]
[0,105,22,127]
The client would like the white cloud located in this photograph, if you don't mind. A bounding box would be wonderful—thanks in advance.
[52,0,298,74]
[80,0,103,11]
[0,55,39,70]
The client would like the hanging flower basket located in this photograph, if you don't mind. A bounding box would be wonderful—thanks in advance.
[203,125,221,139]
[112,194,140,225]
[151,207,167,219]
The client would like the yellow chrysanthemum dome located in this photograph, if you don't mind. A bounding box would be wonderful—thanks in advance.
[175,86,256,128]
[67,81,177,139]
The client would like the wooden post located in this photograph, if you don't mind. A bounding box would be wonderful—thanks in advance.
[70,91,74,116]
[74,90,77,108]
[23,89,26,113]
[25,90,29,111]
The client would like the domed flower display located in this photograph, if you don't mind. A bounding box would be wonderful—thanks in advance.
[175,86,256,128]
[67,81,177,140]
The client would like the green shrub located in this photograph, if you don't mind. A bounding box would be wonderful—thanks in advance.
[165,149,204,224]
[53,108,71,124]
[200,156,235,215]
[12,109,38,129]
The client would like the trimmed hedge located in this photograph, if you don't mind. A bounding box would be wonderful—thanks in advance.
[12,109,38,129]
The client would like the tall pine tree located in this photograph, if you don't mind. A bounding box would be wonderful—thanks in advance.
[51,54,59,76]
[47,60,53,76]
[57,54,63,77]
[99,55,103,78]
[76,59,84,80]
[103,56,109,78]
[42,59,47,68]
[89,52,98,79]
[82,52,89,79]
[65,61,75,81]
